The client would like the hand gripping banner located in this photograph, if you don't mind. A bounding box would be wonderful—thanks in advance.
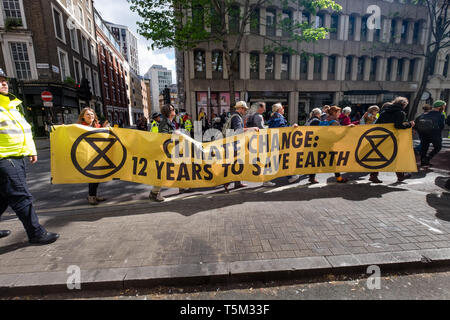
[50,124,417,188]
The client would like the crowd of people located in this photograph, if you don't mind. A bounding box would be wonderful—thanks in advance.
[1,63,449,245]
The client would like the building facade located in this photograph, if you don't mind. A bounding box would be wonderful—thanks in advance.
[0,0,101,136]
[144,64,173,113]
[106,21,139,75]
[178,0,449,123]
[95,8,129,126]
[128,71,145,125]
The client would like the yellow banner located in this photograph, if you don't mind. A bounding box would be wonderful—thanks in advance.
[50,124,417,188]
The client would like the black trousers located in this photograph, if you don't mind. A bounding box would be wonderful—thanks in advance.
[420,135,442,162]
[89,183,99,197]
[0,158,45,239]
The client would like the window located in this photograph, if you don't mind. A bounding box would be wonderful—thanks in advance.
[386,58,393,80]
[84,65,92,91]
[282,10,292,37]
[52,6,65,42]
[78,5,84,26]
[397,58,404,80]
[229,4,240,34]
[266,8,276,37]
[370,57,377,80]
[58,48,70,81]
[328,55,336,80]
[409,59,416,81]
[265,53,274,80]
[230,51,240,75]
[3,0,22,19]
[345,56,352,80]
[92,70,100,96]
[300,56,309,80]
[192,4,204,30]
[443,55,450,78]
[66,0,73,12]
[81,36,89,60]
[250,7,260,35]
[412,21,420,44]
[250,52,259,79]
[348,15,356,40]
[281,54,290,80]
[361,16,368,41]
[194,49,205,78]
[314,56,322,80]
[330,14,339,40]
[302,12,310,24]
[315,13,324,29]
[212,50,223,79]
[9,42,31,80]
[357,57,365,80]
[375,19,382,42]
[390,20,397,43]
[87,18,92,35]
[69,28,79,52]
[401,20,408,43]
[73,58,82,83]
[210,6,221,34]
[90,43,97,66]
[86,0,91,12]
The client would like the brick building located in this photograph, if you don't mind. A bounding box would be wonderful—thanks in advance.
[0,0,101,136]
[94,8,129,126]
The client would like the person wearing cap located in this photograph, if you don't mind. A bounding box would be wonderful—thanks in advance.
[0,68,59,244]
[418,100,446,167]
[223,101,259,192]
[150,112,161,133]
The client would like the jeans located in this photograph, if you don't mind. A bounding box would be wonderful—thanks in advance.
[89,183,99,197]
[0,158,45,239]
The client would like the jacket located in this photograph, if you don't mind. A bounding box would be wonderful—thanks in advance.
[0,94,37,158]
[416,110,445,137]
[150,120,159,133]
[376,104,411,129]
[158,116,175,134]
[339,114,351,126]
[267,112,288,128]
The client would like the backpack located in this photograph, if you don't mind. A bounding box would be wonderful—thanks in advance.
[415,114,435,134]
[246,113,256,128]
[222,113,241,136]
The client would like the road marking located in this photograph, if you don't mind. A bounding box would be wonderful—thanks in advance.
[407,215,444,234]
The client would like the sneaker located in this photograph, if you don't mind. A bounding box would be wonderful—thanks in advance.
[397,173,412,182]
[149,191,165,202]
[263,181,276,187]
[369,176,383,184]
[95,196,106,202]
[288,175,299,184]
[0,230,11,239]
[234,183,248,189]
[87,196,98,205]
[336,177,349,183]
[308,178,319,184]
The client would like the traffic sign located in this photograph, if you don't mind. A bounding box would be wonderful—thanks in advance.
[41,91,53,102]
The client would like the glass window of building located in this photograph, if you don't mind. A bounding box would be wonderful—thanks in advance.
[409,59,416,81]
[401,20,408,43]
[330,14,339,40]
[313,56,322,80]
[397,58,404,80]
[194,49,206,78]
[361,16,368,41]
[250,6,260,35]
[348,15,356,40]
[265,53,275,80]
[9,42,31,80]
[370,57,377,80]
[192,4,204,30]
[229,4,240,34]
[390,20,397,43]
[300,56,308,80]
[328,55,336,80]
[357,57,365,80]
[345,56,352,80]
[282,10,292,37]
[412,21,420,44]
[250,52,259,80]
[212,50,223,79]
[266,8,276,36]
[281,54,290,80]
[386,58,393,81]
[3,0,22,19]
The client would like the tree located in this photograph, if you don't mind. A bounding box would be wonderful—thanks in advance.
[128,0,342,108]
[369,0,449,119]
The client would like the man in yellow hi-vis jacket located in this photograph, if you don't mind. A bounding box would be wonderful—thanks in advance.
[0,68,59,245]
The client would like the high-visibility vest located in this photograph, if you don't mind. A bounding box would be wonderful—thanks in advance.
[184,119,193,132]
[0,94,37,158]
[150,120,159,133]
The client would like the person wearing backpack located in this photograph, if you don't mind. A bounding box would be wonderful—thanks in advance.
[418,100,446,167]
[223,101,259,192]
[369,98,415,183]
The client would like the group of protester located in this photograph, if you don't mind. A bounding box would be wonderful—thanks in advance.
[1,61,449,244]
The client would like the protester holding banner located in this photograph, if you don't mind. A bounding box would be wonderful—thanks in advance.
[321,105,330,121]
[360,105,380,125]
[369,98,415,183]
[77,108,107,205]
[223,101,259,192]
[265,103,300,186]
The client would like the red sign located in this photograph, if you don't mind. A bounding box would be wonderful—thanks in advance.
[41,91,53,102]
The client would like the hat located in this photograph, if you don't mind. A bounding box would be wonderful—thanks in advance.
[433,100,446,108]
[152,112,161,119]
[0,68,7,80]
[235,101,248,110]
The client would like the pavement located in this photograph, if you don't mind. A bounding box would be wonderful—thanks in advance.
[0,137,449,297]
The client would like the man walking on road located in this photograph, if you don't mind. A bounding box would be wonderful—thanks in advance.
[0,68,59,244]
[417,100,446,167]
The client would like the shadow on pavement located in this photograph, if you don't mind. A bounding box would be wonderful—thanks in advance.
[40,183,407,229]
[427,192,450,222]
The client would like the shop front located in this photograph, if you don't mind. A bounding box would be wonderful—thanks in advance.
[196,91,241,121]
